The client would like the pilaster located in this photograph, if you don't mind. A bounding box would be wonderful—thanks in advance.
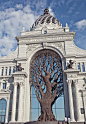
[67,80,75,121]
[11,82,18,122]
[74,79,81,121]
[17,82,24,122]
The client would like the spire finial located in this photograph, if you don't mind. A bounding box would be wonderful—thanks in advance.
[44,8,49,14]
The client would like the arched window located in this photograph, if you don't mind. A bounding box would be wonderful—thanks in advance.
[0,99,7,123]
[30,49,64,121]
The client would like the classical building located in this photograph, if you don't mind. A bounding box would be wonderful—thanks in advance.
[0,8,86,123]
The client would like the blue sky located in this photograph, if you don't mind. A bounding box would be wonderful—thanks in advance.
[0,0,86,56]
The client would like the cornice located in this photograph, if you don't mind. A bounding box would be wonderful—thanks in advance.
[17,35,73,45]
[0,57,27,63]
[16,31,75,40]
[14,57,28,61]
[64,55,86,58]
[64,69,79,74]
[0,59,16,63]
[12,71,28,78]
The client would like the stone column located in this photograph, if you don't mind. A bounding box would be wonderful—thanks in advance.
[67,80,75,121]
[0,67,1,76]
[84,62,86,72]
[11,66,13,74]
[11,82,17,122]
[7,67,9,76]
[74,80,81,121]
[80,62,82,72]
[82,91,86,122]
[5,96,10,123]
[17,82,24,122]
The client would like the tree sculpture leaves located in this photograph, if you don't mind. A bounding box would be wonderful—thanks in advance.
[30,49,63,121]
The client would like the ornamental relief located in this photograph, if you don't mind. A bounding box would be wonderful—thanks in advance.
[14,76,25,81]
[26,42,64,58]
[67,74,77,78]
[21,35,73,44]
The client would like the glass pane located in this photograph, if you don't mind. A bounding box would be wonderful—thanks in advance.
[0,99,7,122]
[32,97,39,108]
[1,110,5,115]
[56,109,65,121]
[52,103,55,109]
[32,86,36,95]
[38,103,41,109]
[0,110,2,115]
[2,103,6,109]
[0,116,1,122]
[31,109,38,121]
[38,109,41,117]
[1,116,5,122]
[0,104,2,109]
[56,97,64,108]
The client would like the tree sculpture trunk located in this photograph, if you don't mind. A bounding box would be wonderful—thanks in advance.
[30,49,63,121]
[38,99,57,121]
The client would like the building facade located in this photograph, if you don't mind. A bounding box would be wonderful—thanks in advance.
[0,8,86,123]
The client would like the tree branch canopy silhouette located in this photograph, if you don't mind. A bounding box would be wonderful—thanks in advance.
[30,49,63,121]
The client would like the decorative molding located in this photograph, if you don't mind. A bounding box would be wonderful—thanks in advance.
[13,82,18,86]
[66,80,72,84]
[19,82,24,86]
[67,74,77,78]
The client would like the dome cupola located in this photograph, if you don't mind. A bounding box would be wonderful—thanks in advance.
[30,8,62,31]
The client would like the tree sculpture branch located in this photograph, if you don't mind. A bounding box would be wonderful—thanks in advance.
[30,49,63,121]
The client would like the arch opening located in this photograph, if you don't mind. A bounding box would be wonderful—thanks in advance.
[30,49,65,121]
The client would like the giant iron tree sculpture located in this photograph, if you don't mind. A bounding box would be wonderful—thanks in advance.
[30,49,63,121]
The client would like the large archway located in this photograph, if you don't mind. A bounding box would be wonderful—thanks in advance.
[30,49,64,121]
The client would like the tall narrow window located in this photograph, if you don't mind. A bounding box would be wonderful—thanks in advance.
[13,66,15,73]
[1,68,4,76]
[78,63,81,72]
[82,63,85,72]
[0,99,7,123]
[3,83,6,89]
[30,85,41,121]
[9,67,11,75]
[6,68,7,76]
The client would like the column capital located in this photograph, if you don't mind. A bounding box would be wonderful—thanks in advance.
[13,82,18,86]
[67,80,72,84]
[19,82,24,86]
[73,79,78,85]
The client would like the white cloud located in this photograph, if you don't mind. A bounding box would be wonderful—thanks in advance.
[15,4,23,9]
[0,5,37,57]
[48,7,55,16]
[75,19,86,29]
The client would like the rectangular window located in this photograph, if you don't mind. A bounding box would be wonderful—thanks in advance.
[13,67,15,73]
[3,83,6,89]
[78,63,81,72]
[9,67,11,75]
[6,68,7,76]
[44,31,47,34]
[81,108,84,114]
[1,68,4,76]
[82,63,85,72]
